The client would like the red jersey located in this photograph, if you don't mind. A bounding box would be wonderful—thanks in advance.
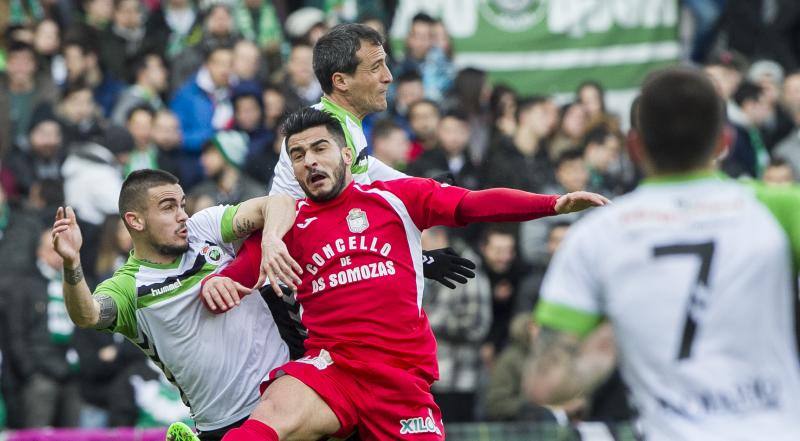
[283,178,468,382]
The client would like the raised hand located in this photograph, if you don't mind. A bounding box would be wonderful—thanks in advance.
[255,232,303,297]
[52,206,83,267]
[201,276,252,312]
[554,191,611,214]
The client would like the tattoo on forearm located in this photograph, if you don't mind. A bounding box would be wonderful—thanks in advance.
[234,217,256,238]
[64,265,84,286]
[93,293,118,329]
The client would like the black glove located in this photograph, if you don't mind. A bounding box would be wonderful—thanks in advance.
[422,247,477,289]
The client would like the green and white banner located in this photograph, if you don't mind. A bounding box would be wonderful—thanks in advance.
[390,0,680,95]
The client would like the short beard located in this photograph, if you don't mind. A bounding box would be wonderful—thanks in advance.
[301,156,347,202]
[154,242,190,257]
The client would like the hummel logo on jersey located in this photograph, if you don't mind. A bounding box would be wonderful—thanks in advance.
[422,255,435,265]
[399,408,442,436]
[297,217,318,229]
[296,349,333,370]
[150,279,182,296]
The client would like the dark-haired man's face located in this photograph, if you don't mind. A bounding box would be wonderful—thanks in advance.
[206,49,233,88]
[347,42,393,116]
[407,21,432,60]
[140,184,190,256]
[287,125,353,202]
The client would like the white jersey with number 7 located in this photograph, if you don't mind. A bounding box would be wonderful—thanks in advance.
[537,172,800,441]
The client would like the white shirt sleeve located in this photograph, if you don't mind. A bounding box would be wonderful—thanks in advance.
[186,205,238,255]
[366,156,407,182]
[540,219,605,317]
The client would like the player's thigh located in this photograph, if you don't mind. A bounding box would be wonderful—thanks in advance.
[252,375,341,441]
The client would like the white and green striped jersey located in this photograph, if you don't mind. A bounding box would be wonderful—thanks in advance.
[537,172,800,441]
[270,96,406,198]
[95,205,289,431]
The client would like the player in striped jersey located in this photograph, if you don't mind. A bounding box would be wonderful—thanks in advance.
[528,67,800,441]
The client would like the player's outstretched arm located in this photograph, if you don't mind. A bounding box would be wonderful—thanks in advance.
[455,188,610,224]
[200,233,263,313]
[52,206,103,328]
[522,324,616,407]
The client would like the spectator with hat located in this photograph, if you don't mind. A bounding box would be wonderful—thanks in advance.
[188,130,265,213]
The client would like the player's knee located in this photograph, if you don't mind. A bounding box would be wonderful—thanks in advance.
[251,394,304,437]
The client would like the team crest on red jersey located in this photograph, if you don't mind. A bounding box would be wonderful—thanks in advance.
[346,208,369,233]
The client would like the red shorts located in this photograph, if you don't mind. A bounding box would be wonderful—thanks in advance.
[263,348,445,440]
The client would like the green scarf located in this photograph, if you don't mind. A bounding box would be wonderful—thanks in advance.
[38,259,75,345]
[234,3,283,48]
[9,0,44,24]
[748,127,769,179]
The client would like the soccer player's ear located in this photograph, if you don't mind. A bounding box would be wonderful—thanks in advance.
[713,125,733,162]
[625,129,645,168]
[332,72,349,93]
[123,211,145,232]
[341,143,354,167]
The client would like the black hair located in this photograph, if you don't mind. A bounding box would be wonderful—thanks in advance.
[62,78,93,99]
[638,67,725,173]
[441,109,469,124]
[129,51,165,84]
[411,12,437,25]
[515,95,550,122]
[280,108,347,151]
[126,104,156,123]
[202,41,234,62]
[313,23,384,95]
[7,40,36,57]
[555,148,585,168]
[371,118,404,143]
[118,169,179,222]
[582,125,613,148]
[408,98,440,116]
[577,79,606,112]
[397,70,422,84]
[733,80,764,107]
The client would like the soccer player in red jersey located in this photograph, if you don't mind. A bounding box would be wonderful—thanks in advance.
[203,108,609,441]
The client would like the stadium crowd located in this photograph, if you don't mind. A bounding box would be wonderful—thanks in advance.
[1,0,800,432]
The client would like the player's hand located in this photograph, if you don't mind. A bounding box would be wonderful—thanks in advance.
[201,276,251,312]
[423,248,477,289]
[256,232,303,297]
[554,191,610,214]
[52,206,83,267]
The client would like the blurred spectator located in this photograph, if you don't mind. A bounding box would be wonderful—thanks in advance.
[232,0,283,53]
[422,226,491,423]
[762,157,796,186]
[445,68,491,162]
[704,50,747,102]
[485,313,536,421]
[62,127,132,282]
[1,228,80,428]
[407,110,481,189]
[576,80,617,129]
[262,82,287,131]
[283,7,327,45]
[149,109,186,182]
[723,81,771,178]
[406,98,440,158]
[98,0,147,82]
[395,13,454,102]
[76,0,114,41]
[717,0,800,70]
[62,37,124,117]
[0,185,43,277]
[478,225,530,366]
[747,60,794,148]
[583,124,626,196]
[683,0,726,63]
[170,4,239,89]
[371,118,411,171]
[144,0,201,60]
[55,79,106,146]
[549,102,589,161]
[0,41,58,154]
[233,85,277,185]
[482,96,558,193]
[94,215,131,280]
[488,84,518,147]
[5,108,65,197]
[111,52,168,126]
[189,131,265,212]
[392,70,424,122]
[232,39,265,84]
[27,178,65,225]
[515,221,571,316]
[32,18,66,86]
[170,43,234,153]
[519,149,592,266]
[124,105,158,173]
[279,41,322,114]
